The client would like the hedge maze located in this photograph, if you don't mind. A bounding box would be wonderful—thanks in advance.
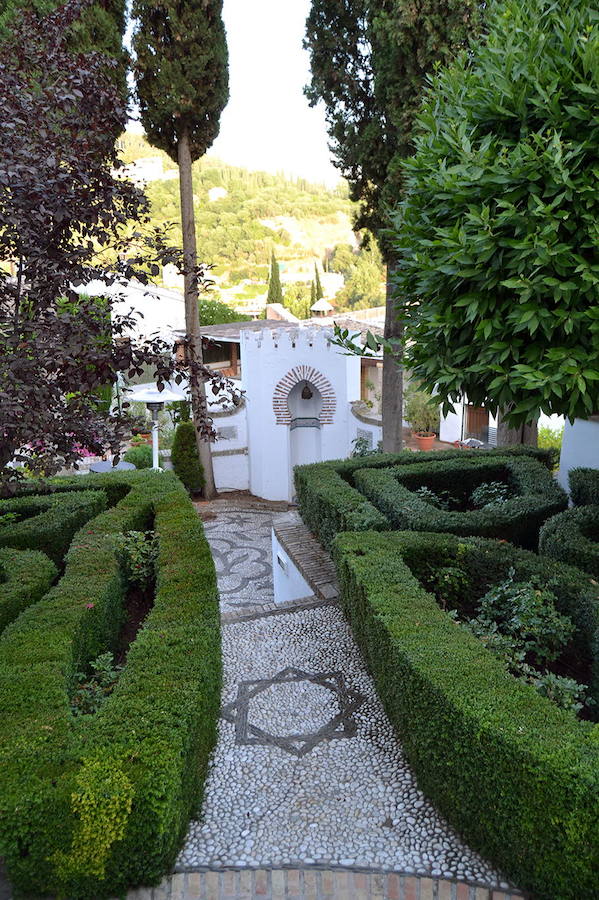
[0,471,220,899]
[295,448,598,899]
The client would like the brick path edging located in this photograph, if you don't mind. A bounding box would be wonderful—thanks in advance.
[126,869,526,900]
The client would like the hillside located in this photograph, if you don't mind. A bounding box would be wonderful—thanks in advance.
[119,132,358,288]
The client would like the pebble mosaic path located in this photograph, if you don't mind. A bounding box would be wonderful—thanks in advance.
[174,501,523,899]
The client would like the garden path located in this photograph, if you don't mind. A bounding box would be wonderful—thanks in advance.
[171,499,522,899]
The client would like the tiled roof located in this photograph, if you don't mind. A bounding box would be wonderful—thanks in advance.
[193,316,384,343]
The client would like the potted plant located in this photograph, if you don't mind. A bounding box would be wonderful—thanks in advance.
[405,389,440,451]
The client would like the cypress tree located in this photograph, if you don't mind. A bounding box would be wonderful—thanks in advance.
[310,280,317,310]
[314,263,324,301]
[305,0,483,451]
[132,0,229,499]
[267,250,284,305]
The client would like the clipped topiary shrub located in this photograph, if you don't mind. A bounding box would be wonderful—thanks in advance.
[333,530,599,899]
[295,445,553,549]
[171,421,205,494]
[0,489,107,564]
[354,455,567,549]
[0,547,57,633]
[540,505,599,577]
[0,471,220,898]
[569,467,599,507]
[123,444,153,469]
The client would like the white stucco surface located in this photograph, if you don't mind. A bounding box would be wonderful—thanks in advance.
[558,418,599,492]
[271,530,313,605]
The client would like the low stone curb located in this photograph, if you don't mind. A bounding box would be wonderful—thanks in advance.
[125,869,525,900]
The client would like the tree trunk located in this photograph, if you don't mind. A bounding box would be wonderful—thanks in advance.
[382,258,403,453]
[496,408,538,447]
[177,128,217,498]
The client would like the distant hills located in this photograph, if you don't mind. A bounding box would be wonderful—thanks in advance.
[119,132,358,290]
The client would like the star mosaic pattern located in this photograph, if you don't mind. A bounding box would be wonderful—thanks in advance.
[221,666,365,757]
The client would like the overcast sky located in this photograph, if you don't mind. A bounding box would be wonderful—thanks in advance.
[128,1,340,184]
[207,0,339,185]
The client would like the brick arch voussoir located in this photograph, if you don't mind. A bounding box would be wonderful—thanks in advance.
[272,365,336,425]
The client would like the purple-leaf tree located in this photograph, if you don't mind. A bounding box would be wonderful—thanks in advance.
[0,0,234,484]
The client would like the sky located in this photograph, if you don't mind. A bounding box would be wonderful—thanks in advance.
[208,0,340,186]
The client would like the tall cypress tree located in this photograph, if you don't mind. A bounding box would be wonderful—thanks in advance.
[310,280,317,310]
[132,0,229,499]
[305,0,482,451]
[314,263,324,301]
[267,250,284,305]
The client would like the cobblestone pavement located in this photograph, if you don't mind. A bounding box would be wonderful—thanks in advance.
[174,502,521,898]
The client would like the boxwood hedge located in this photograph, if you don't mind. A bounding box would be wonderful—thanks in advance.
[569,467,599,507]
[0,548,57,634]
[295,446,555,549]
[354,456,567,549]
[333,530,599,899]
[0,471,221,898]
[0,489,107,564]
[540,506,599,577]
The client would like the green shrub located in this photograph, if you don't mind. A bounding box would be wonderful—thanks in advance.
[171,422,205,493]
[0,548,57,633]
[354,456,567,549]
[124,444,153,469]
[0,489,107,564]
[540,506,599,577]
[0,471,221,897]
[333,530,599,899]
[295,445,555,549]
[569,467,599,507]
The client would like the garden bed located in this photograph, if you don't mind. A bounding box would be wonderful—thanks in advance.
[0,547,57,633]
[540,505,599,577]
[0,489,107,563]
[295,445,555,548]
[353,455,567,548]
[0,471,220,898]
[333,529,599,899]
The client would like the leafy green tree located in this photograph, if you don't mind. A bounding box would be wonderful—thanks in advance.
[267,250,284,304]
[132,0,229,499]
[328,243,357,279]
[391,0,599,430]
[199,297,251,326]
[335,249,384,311]
[284,283,311,320]
[305,0,482,451]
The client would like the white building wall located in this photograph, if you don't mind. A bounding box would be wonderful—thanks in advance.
[242,327,361,502]
[558,418,599,493]
[272,530,312,604]
[212,402,250,492]
[439,404,463,443]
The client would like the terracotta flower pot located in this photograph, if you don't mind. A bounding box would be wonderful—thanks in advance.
[415,432,435,451]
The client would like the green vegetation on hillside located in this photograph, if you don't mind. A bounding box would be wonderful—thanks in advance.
[119,133,353,285]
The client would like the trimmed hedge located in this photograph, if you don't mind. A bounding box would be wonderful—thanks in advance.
[354,456,567,549]
[333,530,599,899]
[0,489,107,564]
[540,505,599,577]
[124,444,153,469]
[295,445,555,549]
[0,471,221,898]
[570,467,599,507]
[0,548,57,634]
[171,421,205,493]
